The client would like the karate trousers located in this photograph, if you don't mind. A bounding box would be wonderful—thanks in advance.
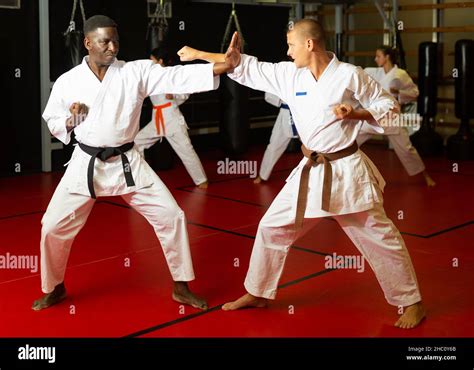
[357,127,425,176]
[259,111,294,181]
[244,182,422,307]
[40,171,195,294]
[135,122,207,186]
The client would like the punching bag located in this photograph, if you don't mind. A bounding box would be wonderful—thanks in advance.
[63,0,86,70]
[63,1,87,164]
[64,26,85,69]
[146,6,168,53]
[145,10,173,169]
[220,75,249,155]
[219,6,249,155]
[146,20,167,52]
[446,39,474,160]
[411,42,443,156]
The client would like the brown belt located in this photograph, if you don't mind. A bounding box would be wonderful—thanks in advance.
[295,141,359,229]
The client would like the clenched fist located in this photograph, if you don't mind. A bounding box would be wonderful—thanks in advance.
[177,46,199,62]
[333,103,353,120]
[66,102,89,132]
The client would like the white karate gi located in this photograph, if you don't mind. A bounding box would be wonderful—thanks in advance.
[227,53,421,306]
[41,56,219,294]
[135,94,207,185]
[357,66,425,176]
[258,92,298,181]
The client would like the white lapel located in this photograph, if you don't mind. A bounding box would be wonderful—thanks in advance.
[84,57,118,115]
[303,52,340,109]
[78,57,119,139]
[380,65,397,90]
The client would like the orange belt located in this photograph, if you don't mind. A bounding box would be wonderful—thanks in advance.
[295,141,359,230]
[153,102,172,136]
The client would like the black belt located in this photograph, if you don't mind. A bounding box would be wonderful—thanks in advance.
[78,142,135,199]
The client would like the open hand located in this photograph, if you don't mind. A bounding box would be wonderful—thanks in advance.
[224,31,241,71]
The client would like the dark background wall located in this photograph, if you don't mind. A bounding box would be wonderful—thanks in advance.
[0,0,40,177]
[0,0,290,176]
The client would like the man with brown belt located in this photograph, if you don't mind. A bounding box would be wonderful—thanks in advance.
[178,19,426,329]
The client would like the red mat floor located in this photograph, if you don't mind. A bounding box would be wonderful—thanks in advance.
[0,143,473,337]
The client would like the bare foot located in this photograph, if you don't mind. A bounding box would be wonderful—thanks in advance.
[423,171,436,187]
[222,293,268,311]
[394,302,426,329]
[197,181,208,189]
[32,282,67,311]
[172,282,208,310]
[253,176,264,184]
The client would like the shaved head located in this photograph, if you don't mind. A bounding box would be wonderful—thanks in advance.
[286,18,327,68]
[288,19,326,47]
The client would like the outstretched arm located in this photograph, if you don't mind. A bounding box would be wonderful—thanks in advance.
[178,31,241,64]
[178,47,225,64]
[179,32,292,102]
[178,31,241,76]
[142,32,241,96]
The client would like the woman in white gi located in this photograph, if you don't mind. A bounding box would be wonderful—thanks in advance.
[178,20,426,329]
[253,92,299,184]
[135,47,208,189]
[34,15,234,311]
[358,46,436,187]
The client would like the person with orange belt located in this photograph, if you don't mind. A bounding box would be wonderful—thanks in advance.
[135,47,208,189]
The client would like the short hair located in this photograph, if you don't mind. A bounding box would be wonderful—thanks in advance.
[288,18,326,46]
[150,46,175,66]
[83,15,117,35]
[377,45,399,65]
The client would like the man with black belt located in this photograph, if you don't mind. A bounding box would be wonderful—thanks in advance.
[178,19,426,329]
[35,15,233,311]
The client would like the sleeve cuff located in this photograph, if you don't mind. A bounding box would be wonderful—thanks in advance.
[48,118,72,145]
[365,107,389,134]
[227,54,248,79]
[57,124,72,145]
[206,63,220,90]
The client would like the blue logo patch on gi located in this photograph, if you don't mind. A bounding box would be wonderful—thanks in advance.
[296,92,307,96]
